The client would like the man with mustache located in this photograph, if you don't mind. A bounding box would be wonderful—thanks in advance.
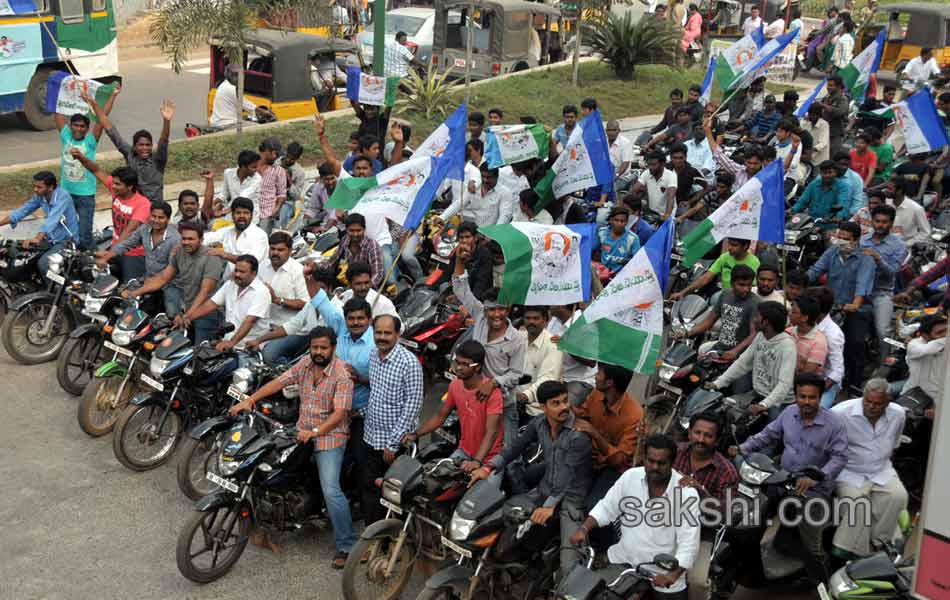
[674,412,739,508]
[201,196,269,281]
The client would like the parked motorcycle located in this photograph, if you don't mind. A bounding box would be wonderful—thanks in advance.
[112,326,238,471]
[416,472,559,599]
[55,272,121,395]
[398,283,466,383]
[0,238,50,319]
[341,448,469,600]
[176,358,301,501]
[77,301,172,437]
[823,533,916,599]
[555,548,680,600]
[175,412,356,583]
[0,237,98,364]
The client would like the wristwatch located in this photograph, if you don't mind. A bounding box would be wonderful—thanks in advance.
[277,297,284,307]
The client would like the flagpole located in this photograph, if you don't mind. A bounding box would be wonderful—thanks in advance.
[781,249,788,310]
[373,232,416,311]
[712,84,745,119]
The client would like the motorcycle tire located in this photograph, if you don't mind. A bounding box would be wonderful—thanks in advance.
[0,299,71,365]
[176,504,251,584]
[176,433,226,501]
[56,332,103,396]
[77,377,138,437]
[342,533,416,600]
[112,403,183,471]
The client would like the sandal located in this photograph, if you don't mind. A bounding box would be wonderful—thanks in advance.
[332,551,349,570]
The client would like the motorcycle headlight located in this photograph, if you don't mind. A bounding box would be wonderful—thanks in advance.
[111,327,134,347]
[437,240,455,258]
[659,364,677,382]
[84,296,105,315]
[278,445,296,464]
[448,514,476,541]
[47,253,64,273]
[149,356,171,378]
[382,479,402,505]
[218,455,239,476]
[739,461,772,485]
[828,568,858,597]
[784,230,798,243]
[231,367,253,393]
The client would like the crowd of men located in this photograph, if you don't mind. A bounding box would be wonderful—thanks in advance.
[3,36,945,596]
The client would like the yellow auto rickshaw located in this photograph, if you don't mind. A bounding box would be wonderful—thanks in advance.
[207,29,362,122]
[858,3,950,74]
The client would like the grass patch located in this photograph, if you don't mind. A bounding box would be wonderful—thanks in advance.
[0,61,790,209]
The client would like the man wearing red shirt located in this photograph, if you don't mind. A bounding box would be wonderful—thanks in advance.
[404,339,503,472]
[849,132,878,188]
[70,151,151,282]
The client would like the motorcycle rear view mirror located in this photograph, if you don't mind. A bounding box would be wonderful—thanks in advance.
[653,554,678,572]
[218,323,236,335]
[801,465,825,481]
[517,374,532,386]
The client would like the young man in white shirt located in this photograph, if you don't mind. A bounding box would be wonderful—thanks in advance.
[203,152,263,226]
[184,254,271,352]
[631,150,678,219]
[811,286,846,408]
[570,434,701,599]
[201,197,270,280]
[606,120,635,193]
[257,231,309,328]
[887,176,931,246]
[900,47,941,95]
[801,104,831,165]
[440,162,512,228]
[328,261,399,319]
[901,315,946,399]
[742,6,763,36]
[831,379,908,558]
[209,66,272,128]
[517,306,564,416]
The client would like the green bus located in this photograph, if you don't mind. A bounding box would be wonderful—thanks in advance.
[0,0,120,130]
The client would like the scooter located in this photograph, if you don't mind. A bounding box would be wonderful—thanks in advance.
[822,532,916,599]
[556,548,680,600]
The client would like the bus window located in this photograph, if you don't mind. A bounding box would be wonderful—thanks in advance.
[59,0,85,23]
[92,0,106,10]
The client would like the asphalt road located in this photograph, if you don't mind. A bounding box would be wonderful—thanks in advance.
[0,54,210,167]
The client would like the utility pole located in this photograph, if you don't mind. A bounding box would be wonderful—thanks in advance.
[464,0,475,105]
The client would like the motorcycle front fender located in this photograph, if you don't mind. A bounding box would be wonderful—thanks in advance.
[359,518,404,541]
[129,391,167,408]
[189,415,238,441]
[94,360,127,378]
[195,489,239,512]
[69,323,103,339]
[424,565,476,591]
[8,290,55,312]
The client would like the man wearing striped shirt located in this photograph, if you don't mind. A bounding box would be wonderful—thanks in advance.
[361,314,425,525]
[257,137,288,234]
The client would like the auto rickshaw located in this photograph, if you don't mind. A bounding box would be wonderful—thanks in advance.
[206,29,362,123]
[857,3,950,75]
[430,0,565,80]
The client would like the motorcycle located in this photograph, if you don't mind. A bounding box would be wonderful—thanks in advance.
[397,283,466,383]
[55,272,121,396]
[77,300,172,437]
[0,238,50,319]
[892,387,934,512]
[417,472,559,600]
[555,548,680,600]
[341,447,470,600]
[175,358,301,501]
[780,213,830,271]
[111,326,238,472]
[707,452,834,599]
[175,412,356,583]
[0,237,98,364]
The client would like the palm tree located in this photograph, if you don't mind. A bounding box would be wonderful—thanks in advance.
[587,12,681,80]
[149,0,331,136]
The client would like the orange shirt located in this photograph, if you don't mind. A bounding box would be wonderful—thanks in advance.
[574,390,644,471]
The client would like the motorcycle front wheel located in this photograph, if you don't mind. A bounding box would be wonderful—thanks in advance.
[176,432,226,501]
[1,300,70,364]
[342,530,416,600]
[77,376,138,437]
[112,403,183,471]
[56,332,104,396]
[176,504,251,583]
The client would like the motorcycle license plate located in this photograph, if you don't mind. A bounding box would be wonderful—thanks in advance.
[441,536,473,559]
[140,373,164,391]
[738,483,756,498]
[657,381,682,395]
[47,271,66,285]
[777,244,800,252]
[227,385,245,401]
[380,498,403,515]
[399,337,419,349]
[671,253,684,261]
[103,340,133,358]
[206,471,239,493]
[453,58,468,68]
[816,583,832,600]
[430,253,450,265]
[883,337,906,350]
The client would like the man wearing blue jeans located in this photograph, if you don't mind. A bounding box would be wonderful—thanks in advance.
[229,327,357,568]
[0,171,80,277]
[858,205,906,357]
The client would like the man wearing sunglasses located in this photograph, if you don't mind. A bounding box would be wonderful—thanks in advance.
[402,340,504,472]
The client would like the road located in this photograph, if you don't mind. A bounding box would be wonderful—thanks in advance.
[0,54,210,168]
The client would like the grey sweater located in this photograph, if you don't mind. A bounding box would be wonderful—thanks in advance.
[714,331,798,408]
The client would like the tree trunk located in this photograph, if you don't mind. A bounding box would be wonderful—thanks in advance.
[571,10,583,87]
[464,0,475,105]
[236,60,245,139]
